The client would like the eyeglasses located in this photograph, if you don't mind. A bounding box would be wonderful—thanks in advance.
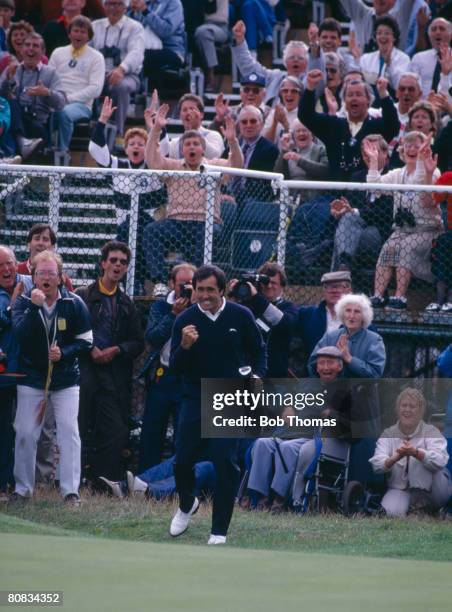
[280,88,300,95]
[242,86,261,94]
[398,86,417,92]
[108,256,128,265]
[240,118,258,125]
[35,270,58,278]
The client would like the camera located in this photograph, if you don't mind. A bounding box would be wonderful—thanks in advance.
[100,45,122,67]
[179,284,192,300]
[394,207,416,228]
[230,273,270,304]
[22,106,38,120]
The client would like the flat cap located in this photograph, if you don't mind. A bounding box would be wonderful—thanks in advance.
[316,346,344,360]
[321,270,351,284]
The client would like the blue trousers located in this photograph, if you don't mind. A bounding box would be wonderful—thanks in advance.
[138,455,215,500]
[138,370,182,472]
[174,398,240,536]
[230,0,276,50]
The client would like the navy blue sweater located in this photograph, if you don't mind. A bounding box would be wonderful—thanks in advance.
[12,287,93,390]
[170,301,267,387]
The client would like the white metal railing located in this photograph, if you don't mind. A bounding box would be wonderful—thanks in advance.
[1,164,450,296]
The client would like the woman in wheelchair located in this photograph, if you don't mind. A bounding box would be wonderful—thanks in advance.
[370,387,452,517]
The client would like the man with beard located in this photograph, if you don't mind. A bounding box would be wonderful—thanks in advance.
[76,241,144,485]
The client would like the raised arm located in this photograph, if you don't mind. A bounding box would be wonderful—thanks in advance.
[145,104,180,170]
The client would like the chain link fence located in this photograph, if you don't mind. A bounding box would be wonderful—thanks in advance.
[1,163,451,402]
[1,164,451,311]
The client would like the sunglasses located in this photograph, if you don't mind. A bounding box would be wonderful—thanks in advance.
[242,86,261,94]
[108,257,128,265]
[240,118,258,125]
[326,67,338,74]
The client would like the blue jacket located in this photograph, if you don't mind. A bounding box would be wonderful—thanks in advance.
[308,325,386,379]
[142,0,186,60]
[12,286,93,390]
[0,274,28,387]
[438,345,452,377]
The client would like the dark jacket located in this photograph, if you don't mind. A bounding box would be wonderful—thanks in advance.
[12,286,93,390]
[76,281,144,389]
[0,274,28,387]
[297,300,330,357]
[247,292,298,378]
[298,89,400,180]
[235,136,280,203]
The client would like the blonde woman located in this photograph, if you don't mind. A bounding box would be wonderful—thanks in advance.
[370,388,451,517]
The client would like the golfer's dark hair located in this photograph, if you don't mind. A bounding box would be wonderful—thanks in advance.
[193,265,226,292]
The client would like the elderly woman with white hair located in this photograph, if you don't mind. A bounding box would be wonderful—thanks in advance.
[273,119,329,181]
[308,293,386,378]
[370,387,451,517]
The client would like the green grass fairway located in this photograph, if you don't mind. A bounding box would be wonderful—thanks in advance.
[1,530,451,612]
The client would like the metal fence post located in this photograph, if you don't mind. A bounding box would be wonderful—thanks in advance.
[126,175,141,296]
[203,171,221,265]
[276,180,289,267]
[48,172,62,234]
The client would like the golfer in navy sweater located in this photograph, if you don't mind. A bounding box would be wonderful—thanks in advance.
[169,265,266,544]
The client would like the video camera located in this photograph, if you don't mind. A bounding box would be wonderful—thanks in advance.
[230,273,270,304]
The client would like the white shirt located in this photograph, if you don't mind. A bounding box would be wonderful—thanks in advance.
[326,308,341,333]
[410,48,452,98]
[159,290,176,366]
[198,297,226,321]
[360,47,410,91]
[91,15,145,75]
[49,45,105,109]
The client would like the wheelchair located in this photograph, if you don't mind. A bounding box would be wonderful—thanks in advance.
[291,435,383,516]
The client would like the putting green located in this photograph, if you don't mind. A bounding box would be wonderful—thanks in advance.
[1,532,450,612]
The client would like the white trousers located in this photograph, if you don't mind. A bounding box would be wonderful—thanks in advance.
[14,385,81,498]
[381,469,452,517]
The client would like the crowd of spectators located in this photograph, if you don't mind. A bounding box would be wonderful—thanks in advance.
[0,0,451,540]
[1,241,452,537]
[0,0,449,308]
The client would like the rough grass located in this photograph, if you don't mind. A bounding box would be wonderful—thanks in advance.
[1,487,452,562]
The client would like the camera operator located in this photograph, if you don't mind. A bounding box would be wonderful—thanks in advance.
[138,262,196,472]
[229,262,298,378]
